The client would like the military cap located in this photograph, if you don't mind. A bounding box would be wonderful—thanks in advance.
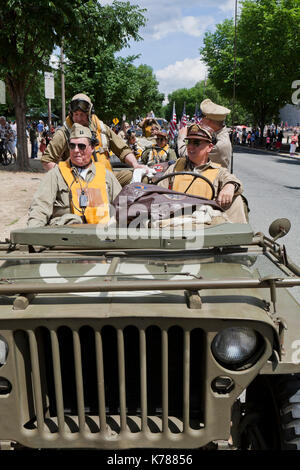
[69,123,92,140]
[156,129,169,139]
[200,99,230,121]
[186,124,213,143]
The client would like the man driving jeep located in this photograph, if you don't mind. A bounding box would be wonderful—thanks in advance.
[157,124,247,223]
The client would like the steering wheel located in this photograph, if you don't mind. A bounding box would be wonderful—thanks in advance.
[141,146,168,165]
[154,171,216,200]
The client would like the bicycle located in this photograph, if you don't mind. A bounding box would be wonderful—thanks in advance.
[0,138,15,166]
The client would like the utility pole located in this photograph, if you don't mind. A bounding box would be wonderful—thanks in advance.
[61,40,66,123]
[48,99,52,129]
[230,0,238,174]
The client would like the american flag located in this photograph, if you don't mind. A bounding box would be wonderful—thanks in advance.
[193,103,202,124]
[180,102,187,129]
[168,102,177,139]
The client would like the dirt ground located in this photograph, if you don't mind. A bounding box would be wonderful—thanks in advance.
[0,157,45,242]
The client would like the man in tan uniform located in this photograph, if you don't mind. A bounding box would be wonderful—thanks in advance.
[28,124,122,227]
[177,99,232,168]
[158,124,247,223]
[41,93,150,178]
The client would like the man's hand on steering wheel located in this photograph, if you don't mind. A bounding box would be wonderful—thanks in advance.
[216,183,235,208]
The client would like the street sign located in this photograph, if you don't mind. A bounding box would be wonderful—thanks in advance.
[113,117,119,125]
[0,80,5,104]
[44,72,55,100]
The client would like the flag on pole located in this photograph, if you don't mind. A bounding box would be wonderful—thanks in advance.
[193,103,202,124]
[168,102,177,139]
[180,102,187,129]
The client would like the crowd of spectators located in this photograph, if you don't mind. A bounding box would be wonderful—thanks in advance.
[26,120,57,159]
[229,124,299,155]
[1,112,299,163]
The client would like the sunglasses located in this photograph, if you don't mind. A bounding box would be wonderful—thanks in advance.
[156,137,166,142]
[69,142,87,151]
[184,139,204,147]
[70,99,90,113]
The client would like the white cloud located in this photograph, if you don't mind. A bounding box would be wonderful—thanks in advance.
[218,0,236,13]
[100,1,234,40]
[156,57,207,98]
[152,15,215,40]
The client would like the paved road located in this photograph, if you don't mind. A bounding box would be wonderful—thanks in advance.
[231,146,300,303]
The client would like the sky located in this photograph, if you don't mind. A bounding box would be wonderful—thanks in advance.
[101,0,237,102]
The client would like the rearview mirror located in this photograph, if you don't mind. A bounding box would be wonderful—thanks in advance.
[269,218,291,241]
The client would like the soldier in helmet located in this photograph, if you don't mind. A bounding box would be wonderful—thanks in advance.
[41,93,150,178]
[177,99,232,168]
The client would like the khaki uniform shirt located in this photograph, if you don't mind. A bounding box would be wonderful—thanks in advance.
[41,118,132,165]
[157,159,243,197]
[177,126,232,168]
[28,162,122,227]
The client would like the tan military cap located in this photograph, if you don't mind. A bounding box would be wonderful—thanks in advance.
[200,99,230,121]
[186,124,213,143]
[69,123,92,140]
[156,129,169,139]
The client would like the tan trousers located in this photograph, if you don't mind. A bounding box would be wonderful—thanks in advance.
[225,195,248,223]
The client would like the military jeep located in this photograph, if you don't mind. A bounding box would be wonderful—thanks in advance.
[0,216,300,450]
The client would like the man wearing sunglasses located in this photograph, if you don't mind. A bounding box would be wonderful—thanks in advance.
[28,124,122,227]
[177,99,232,169]
[41,93,150,178]
[141,130,177,165]
[157,124,247,223]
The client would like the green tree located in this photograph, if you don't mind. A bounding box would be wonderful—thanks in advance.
[163,79,251,125]
[200,0,300,132]
[63,50,164,122]
[0,0,146,170]
[130,65,165,119]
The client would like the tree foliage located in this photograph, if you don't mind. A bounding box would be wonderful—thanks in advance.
[0,0,146,169]
[163,79,251,125]
[200,0,300,130]
[63,47,164,123]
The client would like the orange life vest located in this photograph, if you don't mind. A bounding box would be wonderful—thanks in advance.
[59,161,110,224]
[152,144,169,161]
[172,158,220,199]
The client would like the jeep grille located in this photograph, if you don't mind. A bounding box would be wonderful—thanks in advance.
[13,320,206,448]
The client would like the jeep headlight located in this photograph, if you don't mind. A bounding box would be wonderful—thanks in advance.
[212,327,259,370]
[0,336,8,366]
